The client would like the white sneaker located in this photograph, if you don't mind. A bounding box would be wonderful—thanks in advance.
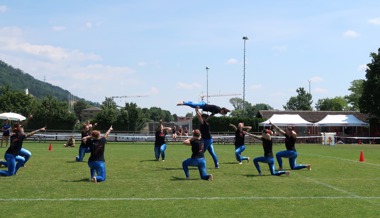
[208,174,213,181]
[306,164,311,171]
[91,177,97,183]
[238,162,242,164]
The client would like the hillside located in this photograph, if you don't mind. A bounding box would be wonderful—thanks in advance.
[0,60,97,105]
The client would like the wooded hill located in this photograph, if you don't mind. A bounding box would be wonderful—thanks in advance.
[0,60,97,105]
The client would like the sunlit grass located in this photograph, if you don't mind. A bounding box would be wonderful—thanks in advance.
[0,141,379,218]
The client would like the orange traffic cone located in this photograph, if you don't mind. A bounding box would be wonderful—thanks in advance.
[48,143,53,151]
[359,151,365,162]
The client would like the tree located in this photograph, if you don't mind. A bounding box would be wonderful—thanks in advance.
[123,102,147,132]
[74,99,89,121]
[359,48,380,118]
[345,79,364,111]
[283,87,313,111]
[315,97,349,111]
[0,85,38,116]
[31,95,77,129]
[229,97,255,117]
[251,103,273,116]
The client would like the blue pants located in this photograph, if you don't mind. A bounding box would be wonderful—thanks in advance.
[182,157,211,180]
[154,144,166,160]
[19,148,32,164]
[76,145,91,162]
[88,161,106,182]
[203,139,219,168]
[0,153,25,176]
[183,101,206,109]
[253,156,286,176]
[235,145,249,162]
[276,150,306,170]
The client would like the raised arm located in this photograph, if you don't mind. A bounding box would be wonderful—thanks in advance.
[104,126,113,139]
[270,122,285,135]
[195,107,205,125]
[26,126,46,138]
[229,123,237,131]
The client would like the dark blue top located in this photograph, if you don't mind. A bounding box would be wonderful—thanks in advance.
[285,134,296,151]
[6,134,26,156]
[2,124,10,135]
[234,130,245,148]
[261,137,273,158]
[190,139,204,159]
[155,130,167,147]
[87,137,107,162]
[200,122,211,140]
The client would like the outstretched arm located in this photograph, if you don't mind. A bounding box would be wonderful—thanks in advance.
[229,123,237,131]
[26,126,46,138]
[104,126,113,139]
[183,138,192,146]
[195,107,204,125]
[270,122,285,135]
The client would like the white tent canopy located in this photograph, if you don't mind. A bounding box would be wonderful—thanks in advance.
[259,114,313,126]
[315,114,368,127]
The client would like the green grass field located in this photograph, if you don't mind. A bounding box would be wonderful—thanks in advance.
[0,141,379,218]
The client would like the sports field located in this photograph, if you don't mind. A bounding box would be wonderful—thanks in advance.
[0,141,379,218]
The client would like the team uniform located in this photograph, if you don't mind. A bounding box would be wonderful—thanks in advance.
[234,129,249,163]
[253,137,287,176]
[87,137,107,182]
[0,134,27,176]
[154,129,167,161]
[276,135,307,170]
[76,131,91,162]
[182,138,212,180]
[200,120,219,168]
[181,101,223,114]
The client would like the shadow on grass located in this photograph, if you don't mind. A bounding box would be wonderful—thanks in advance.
[62,178,90,182]
[170,176,195,181]
[244,174,271,177]
[140,159,160,163]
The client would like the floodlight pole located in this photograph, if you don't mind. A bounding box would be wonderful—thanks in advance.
[242,36,248,117]
[206,67,210,103]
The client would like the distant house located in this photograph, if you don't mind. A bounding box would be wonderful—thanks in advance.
[81,107,102,122]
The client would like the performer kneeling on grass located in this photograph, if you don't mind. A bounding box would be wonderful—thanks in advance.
[83,126,113,183]
[177,100,230,116]
[229,122,251,164]
[182,129,213,181]
[270,122,311,171]
[248,129,290,176]
[0,124,46,176]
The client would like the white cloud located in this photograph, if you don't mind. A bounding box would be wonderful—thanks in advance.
[309,76,323,83]
[176,82,201,90]
[85,22,93,28]
[150,87,159,96]
[0,5,7,13]
[272,45,287,52]
[314,87,328,93]
[52,26,66,32]
[138,61,147,67]
[249,84,262,90]
[226,58,238,65]
[342,30,360,38]
[368,17,380,25]
[358,64,370,72]
[0,27,101,62]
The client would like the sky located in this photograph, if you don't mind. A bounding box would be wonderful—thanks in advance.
[0,1,379,116]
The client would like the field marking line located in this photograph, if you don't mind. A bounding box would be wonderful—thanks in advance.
[1,196,380,201]
[303,177,360,197]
